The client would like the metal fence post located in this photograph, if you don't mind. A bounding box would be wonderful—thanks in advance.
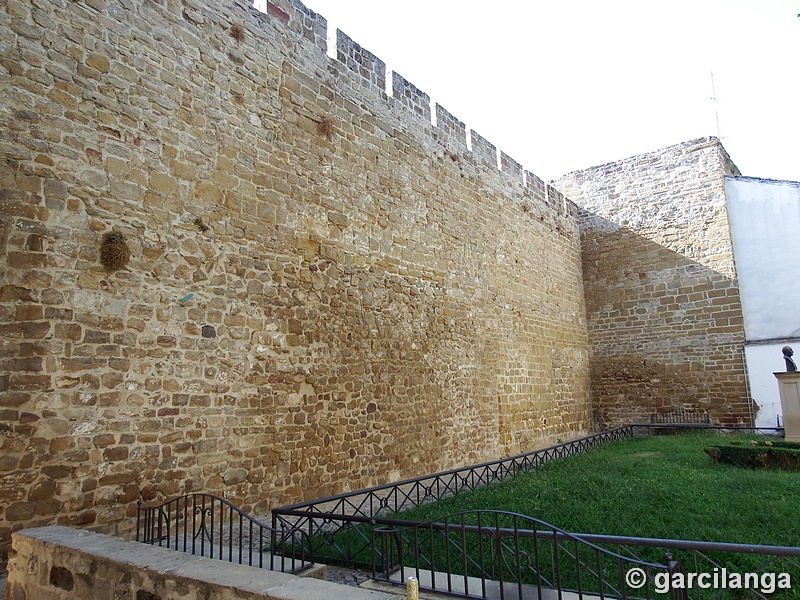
[666,553,688,600]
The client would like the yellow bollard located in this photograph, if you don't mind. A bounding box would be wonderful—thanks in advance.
[406,576,419,600]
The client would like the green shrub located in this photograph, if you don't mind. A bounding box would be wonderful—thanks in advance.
[767,439,800,450]
[706,443,800,471]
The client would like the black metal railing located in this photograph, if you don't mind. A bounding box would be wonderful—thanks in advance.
[650,410,711,425]
[273,427,636,542]
[136,493,312,573]
[370,510,683,600]
[572,531,800,600]
[274,498,800,599]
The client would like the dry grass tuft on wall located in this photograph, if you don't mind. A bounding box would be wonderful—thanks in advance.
[99,231,131,272]
[318,116,336,140]
[230,22,245,43]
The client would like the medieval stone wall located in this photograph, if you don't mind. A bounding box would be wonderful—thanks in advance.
[0,0,591,564]
[555,138,752,428]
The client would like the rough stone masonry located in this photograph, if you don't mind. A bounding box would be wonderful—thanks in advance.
[0,0,592,564]
[556,138,753,429]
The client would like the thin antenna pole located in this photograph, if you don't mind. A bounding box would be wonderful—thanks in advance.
[710,70,722,140]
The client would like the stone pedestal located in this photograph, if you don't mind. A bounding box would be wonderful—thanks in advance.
[774,372,800,442]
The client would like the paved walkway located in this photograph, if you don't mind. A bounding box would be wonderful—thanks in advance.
[359,567,586,600]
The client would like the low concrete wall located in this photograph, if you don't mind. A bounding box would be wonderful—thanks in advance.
[3,526,398,600]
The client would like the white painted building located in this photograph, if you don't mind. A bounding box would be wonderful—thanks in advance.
[724,176,800,427]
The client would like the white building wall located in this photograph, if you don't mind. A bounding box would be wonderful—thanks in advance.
[725,176,800,427]
[745,344,790,428]
[725,177,800,341]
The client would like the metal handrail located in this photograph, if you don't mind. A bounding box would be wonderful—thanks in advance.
[369,510,673,599]
[136,492,313,574]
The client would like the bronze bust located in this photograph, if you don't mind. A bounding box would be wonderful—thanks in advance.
[783,346,797,372]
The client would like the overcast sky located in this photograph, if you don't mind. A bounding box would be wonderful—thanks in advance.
[255,0,800,182]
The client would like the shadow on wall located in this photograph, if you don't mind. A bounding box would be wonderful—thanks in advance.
[580,211,754,429]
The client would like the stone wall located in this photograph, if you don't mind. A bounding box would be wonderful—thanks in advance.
[0,0,591,565]
[555,138,752,428]
[3,526,389,600]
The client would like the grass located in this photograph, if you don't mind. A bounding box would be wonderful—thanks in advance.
[393,432,800,548]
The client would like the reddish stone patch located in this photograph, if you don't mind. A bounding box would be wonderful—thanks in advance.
[19,412,39,423]
[267,2,290,23]
[140,485,158,502]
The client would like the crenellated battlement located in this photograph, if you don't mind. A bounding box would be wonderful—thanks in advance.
[249,0,573,221]
[335,28,386,93]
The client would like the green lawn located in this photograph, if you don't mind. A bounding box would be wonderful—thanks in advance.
[394,432,800,548]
